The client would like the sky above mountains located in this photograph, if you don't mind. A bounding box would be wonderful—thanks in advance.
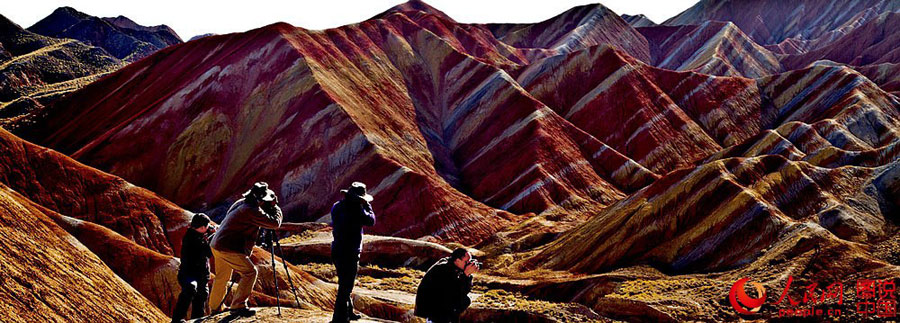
[2,0,696,40]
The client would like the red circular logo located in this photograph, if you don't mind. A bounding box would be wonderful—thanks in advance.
[730,277,767,314]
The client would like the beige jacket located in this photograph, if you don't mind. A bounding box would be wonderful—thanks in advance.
[211,198,282,255]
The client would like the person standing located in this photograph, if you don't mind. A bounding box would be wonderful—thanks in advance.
[171,213,215,323]
[414,248,478,323]
[208,182,283,317]
[330,182,376,322]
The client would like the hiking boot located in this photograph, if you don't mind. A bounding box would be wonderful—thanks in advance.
[230,307,256,317]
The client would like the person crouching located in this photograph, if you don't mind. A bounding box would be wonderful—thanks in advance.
[172,213,215,323]
[414,248,478,323]
[208,182,283,317]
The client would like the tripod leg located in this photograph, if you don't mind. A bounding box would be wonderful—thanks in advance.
[270,239,281,316]
[276,240,303,307]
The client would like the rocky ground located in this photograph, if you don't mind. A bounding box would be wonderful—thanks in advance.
[280,226,607,322]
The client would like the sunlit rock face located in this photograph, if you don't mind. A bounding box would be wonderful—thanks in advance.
[17,10,657,245]
[7,0,900,320]
[0,128,345,317]
[0,183,169,322]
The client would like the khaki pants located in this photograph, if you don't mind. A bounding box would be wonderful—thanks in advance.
[208,248,258,311]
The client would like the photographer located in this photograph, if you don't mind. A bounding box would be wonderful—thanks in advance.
[208,182,282,317]
[171,213,215,323]
[330,182,376,322]
[415,248,478,323]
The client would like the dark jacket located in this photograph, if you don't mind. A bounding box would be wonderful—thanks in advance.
[330,198,376,254]
[178,229,213,279]
[211,198,282,255]
[414,257,473,320]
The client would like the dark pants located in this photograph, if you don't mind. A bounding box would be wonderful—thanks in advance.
[172,275,209,322]
[332,249,360,322]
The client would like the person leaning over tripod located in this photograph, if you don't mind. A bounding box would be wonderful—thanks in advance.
[208,182,283,317]
[330,182,376,322]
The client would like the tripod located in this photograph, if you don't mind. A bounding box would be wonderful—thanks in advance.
[261,229,303,316]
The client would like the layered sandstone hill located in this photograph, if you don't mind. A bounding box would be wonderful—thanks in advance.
[0,128,411,319]
[0,14,121,127]
[517,156,900,321]
[637,21,782,78]
[781,12,900,70]
[664,0,900,46]
[6,0,900,320]
[653,0,900,96]
[0,183,168,322]
[28,7,182,62]
[14,0,900,243]
[16,11,664,244]
[484,4,651,63]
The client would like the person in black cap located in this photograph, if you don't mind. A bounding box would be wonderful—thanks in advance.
[172,213,216,323]
[330,182,376,322]
[208,182,282,317]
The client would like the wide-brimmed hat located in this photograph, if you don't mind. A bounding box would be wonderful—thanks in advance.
[341,182,373,202]
[243,182,276,202]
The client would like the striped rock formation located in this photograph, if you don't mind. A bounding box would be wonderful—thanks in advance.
[514,57,900,322]
[638,21,782,78]
[781,12,900,70]
[660,0,900,97]
[520,155,900,321]
[665,0,900,46]
[0,183,168,322]
[0,128,380,318]
[511,45,758,173]
[485,4,651,63]
[707,65,900,167]
[5,0,900,321]
[17,13,651,244]
[531,155,897,273]
[848,62,900,95]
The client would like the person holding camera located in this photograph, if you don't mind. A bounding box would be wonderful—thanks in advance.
[414,248,478,323]
[330,182,376,322]
[208,182,283,317]
[171,213,216,323]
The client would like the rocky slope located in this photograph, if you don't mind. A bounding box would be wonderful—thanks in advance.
[658,0,900,96]
[781,12,900,70]
[5,0,900,321]
[15,12,650,245]
[638,21,782,78]
[621,14,656,27]
[485,4,651,63]
[28,7,182,62]
[0,183,169,322]
[0,128,419,319]
[664,0,900,46]
[0,13,121,127]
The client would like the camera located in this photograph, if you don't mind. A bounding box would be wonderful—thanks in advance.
[468,259,481,269]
